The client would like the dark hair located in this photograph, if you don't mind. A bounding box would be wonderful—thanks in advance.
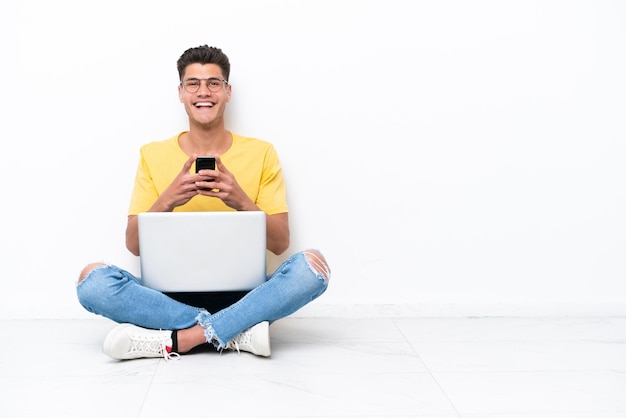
[177,45,231,81]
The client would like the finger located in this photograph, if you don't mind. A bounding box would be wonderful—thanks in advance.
[195,179,216,189]
[182,155,197,174]
[214,155,230,174]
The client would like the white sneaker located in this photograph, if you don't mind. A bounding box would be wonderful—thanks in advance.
[103,323,180,361]
[225,321,271,357]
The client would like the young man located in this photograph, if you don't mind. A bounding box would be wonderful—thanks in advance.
[76,45,330,360]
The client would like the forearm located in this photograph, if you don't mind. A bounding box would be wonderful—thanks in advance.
[265,212,290,255]
[125,215,140,256]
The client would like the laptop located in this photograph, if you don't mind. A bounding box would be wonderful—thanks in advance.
[138,211,267,292]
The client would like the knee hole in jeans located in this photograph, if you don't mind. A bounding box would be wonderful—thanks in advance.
[303,249,330,282]
[78,262,107,284]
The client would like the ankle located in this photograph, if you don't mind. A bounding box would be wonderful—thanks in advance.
[176,325,207,353]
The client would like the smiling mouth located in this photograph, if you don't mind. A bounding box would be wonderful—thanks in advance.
[195,102,214,108]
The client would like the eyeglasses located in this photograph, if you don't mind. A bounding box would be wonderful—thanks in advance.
[181,77,229,93]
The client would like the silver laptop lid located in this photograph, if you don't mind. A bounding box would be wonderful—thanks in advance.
[138,211,266,292]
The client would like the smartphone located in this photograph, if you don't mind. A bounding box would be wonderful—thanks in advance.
[195,156,216,188]
[195,156,216,173]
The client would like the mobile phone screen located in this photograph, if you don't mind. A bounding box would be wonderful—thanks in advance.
[195,156,216,172]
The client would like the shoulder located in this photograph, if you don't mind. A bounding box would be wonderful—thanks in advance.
[139,134,182,157]
[230,133,280,158]
[232,133,274,150]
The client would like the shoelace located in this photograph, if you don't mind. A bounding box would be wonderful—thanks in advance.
[163,346,181,361]
[226,330,252,354]
[228,340,241,354]
[129,335,181,361]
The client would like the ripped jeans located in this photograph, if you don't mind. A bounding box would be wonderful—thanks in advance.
[76,250,329,349]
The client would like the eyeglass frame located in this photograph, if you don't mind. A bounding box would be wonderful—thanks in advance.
[180,77,229,93]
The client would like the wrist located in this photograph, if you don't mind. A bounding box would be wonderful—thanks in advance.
[237,201,260,212]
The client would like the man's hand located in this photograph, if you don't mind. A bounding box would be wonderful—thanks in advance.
[152,156,204,212]
[195,155,257,211]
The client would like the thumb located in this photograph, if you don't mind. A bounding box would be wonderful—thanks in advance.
[214,155,230,174]
[183,155,197,174]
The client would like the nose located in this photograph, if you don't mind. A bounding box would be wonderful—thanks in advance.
[197,80,213,95]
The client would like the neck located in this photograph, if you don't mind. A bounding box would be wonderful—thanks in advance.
[179,127,232,156]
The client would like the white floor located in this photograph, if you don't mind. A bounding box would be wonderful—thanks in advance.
[1,317,625,418]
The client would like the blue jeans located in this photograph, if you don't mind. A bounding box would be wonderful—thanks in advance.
[77,250,329,349]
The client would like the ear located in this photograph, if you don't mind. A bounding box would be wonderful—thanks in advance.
[225,82,232,103]
[178,84,184,103]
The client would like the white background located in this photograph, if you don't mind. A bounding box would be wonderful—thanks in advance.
[1,0,624,318]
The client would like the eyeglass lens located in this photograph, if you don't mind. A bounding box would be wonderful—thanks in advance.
[183,78,225,93]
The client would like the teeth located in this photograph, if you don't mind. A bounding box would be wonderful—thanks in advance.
[196,103,213,107]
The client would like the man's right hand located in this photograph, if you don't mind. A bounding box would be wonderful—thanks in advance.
[150,156,201,212]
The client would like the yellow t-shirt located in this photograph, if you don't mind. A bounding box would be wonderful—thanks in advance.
[128,132,288,215]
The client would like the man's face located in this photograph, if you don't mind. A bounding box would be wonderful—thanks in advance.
[178,63,231,128]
